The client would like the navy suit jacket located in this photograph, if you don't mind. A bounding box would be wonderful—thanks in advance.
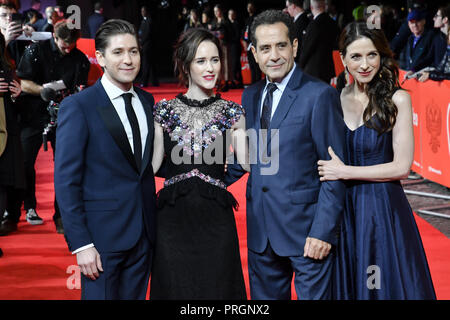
[403,28,447,72]
[293,13,310,63]
[225,66,346,256]
[88,13,105,39]
[54,80,157,253]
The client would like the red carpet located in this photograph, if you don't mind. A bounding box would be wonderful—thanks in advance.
[0,84,449,299]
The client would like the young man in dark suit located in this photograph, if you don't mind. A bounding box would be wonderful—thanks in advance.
[55,19,156,300]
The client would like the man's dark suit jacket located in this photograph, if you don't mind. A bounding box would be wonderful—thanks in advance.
[225,66,346,256]
[298,12,339,83]
[402,28,447,72]
[54,80,157,253]
[293,12,310,63]
[139,17,152,47]
[88,12,105,39]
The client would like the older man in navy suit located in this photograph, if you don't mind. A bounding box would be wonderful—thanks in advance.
[225,10,346,300]
[55,19,156,300]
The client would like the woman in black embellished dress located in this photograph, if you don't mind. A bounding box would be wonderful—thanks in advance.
[150,28,249,299]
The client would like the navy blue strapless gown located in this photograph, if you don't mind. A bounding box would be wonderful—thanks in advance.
[333,123,436,300]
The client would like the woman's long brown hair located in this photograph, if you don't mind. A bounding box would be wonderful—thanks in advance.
[339,22,402,134]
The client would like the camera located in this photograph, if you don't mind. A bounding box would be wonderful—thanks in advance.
[41,88,61,152]
[41,85,85,151]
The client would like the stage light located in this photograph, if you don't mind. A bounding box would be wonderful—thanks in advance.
[197,0,210,6]
[159,0,169,9]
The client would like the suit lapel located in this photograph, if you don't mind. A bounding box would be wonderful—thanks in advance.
[251,81,265,131]
[269,87,297,131]
[94,80,139,173]
[135,87,154,176]
[268,66,302,142]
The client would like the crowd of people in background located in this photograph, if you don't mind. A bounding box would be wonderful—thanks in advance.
[0,0,90,242]
[0,0,449,259]
[174,0,449,88]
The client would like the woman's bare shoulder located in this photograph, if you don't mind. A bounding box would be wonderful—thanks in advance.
[392,89,411,108]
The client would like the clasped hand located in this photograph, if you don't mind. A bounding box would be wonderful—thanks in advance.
[317,146,345,181]
[304,237,332,260]
[0,78,21,98]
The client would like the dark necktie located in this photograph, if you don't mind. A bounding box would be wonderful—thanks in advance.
[122,93,142,171]
[261,83,278,130]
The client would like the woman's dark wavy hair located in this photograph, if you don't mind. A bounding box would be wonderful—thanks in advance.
[173,28,223,87]
[339,22,402,134]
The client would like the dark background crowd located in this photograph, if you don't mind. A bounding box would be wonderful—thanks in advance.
[16,0,448,82]
[0,0,449,242]
[3,0,448,84]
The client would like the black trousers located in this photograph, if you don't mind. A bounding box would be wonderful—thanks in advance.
[0,185,23,223]
[230,43,243,85]
[81,232,152,300]
[138,43,158,87]
[0,186,6,218]
[20,126,60,220]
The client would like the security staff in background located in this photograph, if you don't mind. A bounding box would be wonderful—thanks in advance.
[16,20,90,234]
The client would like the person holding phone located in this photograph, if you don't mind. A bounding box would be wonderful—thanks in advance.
[0,31,25,237]
[0,2,32,67]
[0,2,22,47]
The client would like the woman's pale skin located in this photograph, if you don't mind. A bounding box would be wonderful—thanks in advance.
[317,37,414,182]
[151,40,249,173]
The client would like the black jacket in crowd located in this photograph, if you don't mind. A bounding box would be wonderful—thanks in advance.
[402,28,447,72]
[293,12,310,63]
[298,12,339,83]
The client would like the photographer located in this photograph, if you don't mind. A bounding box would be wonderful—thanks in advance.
[0,32,24,237]
[16,19,90,233]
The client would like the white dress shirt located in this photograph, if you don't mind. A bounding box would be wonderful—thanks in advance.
[260,63,296,120]
[72,75,148,255]
[101,74,148,158]
[293,11,304,22]
[313,11,325,20]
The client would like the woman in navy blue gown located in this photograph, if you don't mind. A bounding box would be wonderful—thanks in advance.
[318,22,436,299]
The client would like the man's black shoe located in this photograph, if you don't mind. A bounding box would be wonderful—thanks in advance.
[0,219,18,236]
